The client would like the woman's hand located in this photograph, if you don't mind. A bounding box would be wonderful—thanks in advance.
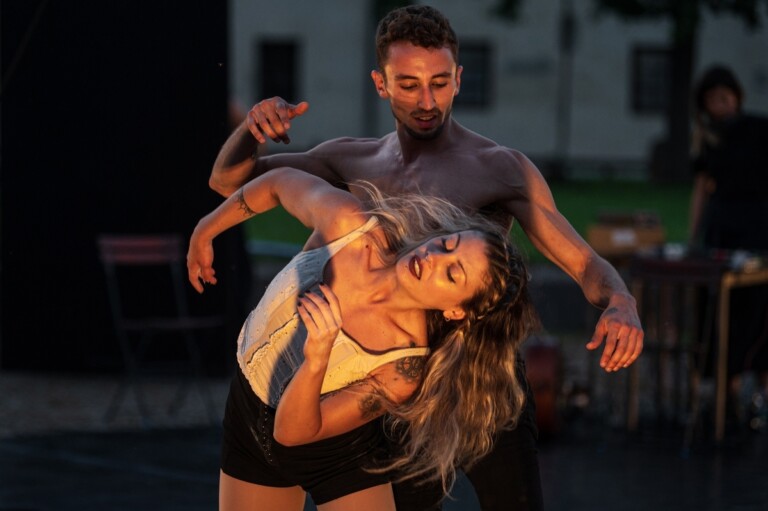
[297,284,342,372]
[186,230,217,294]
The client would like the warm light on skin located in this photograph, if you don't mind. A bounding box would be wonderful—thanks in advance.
[704,85,740,122]
[396,230,490,320]
[371,42,463,140]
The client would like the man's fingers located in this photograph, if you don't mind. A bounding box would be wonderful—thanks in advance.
[258,115,290,144]
[248,110,283,142]
[605,325,630,370]
[288,101,309,120]
[600,332,619,370]
[586,323,607,350]
[588,303,644,372]
[613,331,639,369]
[620,329,644,368]
[586,336,601,350]
[246,113,267,144]
[247,107,289,143]
[246,98,308,144]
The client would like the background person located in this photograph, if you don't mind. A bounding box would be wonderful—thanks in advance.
[689,65,768,425]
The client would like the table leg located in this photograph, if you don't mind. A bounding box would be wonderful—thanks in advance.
[715,275,732,443]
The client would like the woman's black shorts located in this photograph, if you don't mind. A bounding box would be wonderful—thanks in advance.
[220,370,392,505]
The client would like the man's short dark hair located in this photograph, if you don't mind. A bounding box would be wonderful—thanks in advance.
[375,5,459,70]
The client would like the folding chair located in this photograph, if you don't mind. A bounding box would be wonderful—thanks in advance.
[97,233,224,426]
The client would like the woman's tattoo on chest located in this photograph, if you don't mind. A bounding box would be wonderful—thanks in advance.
[396,356,425,383]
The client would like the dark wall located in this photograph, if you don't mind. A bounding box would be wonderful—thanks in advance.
[1,0,246,372]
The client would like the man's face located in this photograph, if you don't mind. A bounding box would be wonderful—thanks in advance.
[371,42,462,140]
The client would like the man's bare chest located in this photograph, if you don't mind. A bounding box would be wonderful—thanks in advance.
[340,155,500,211]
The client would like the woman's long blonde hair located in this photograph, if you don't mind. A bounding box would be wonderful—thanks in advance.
[354,182,540,495]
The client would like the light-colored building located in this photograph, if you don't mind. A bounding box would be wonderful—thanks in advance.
[228,0,768,179]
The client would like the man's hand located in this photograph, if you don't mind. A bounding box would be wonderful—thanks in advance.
[586,294,644,372]
[246,97,309,144]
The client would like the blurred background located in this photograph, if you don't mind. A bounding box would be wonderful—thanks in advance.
[2,1,768,510]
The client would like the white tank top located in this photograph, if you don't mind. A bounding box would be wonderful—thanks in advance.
[237,216,429,407]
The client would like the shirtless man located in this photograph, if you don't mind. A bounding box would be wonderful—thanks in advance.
[208,5,643,510]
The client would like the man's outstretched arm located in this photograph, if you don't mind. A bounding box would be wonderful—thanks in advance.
[502,150,643,372]
[210,97,319,197]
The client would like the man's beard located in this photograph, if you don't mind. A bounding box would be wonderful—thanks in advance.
[392,107,451,140]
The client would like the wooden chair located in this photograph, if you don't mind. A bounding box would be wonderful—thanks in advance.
[627,255,725,449]
[97,234,224,426]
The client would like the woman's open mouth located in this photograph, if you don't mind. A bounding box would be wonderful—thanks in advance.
[408,255,422,280]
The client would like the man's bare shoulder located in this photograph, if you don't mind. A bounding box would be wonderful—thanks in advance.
[463,141,541,189]
[455,125,538,174]
[303,134,397,185]
[450,134,552,213]
[307,135,390,158]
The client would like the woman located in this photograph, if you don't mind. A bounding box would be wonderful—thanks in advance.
[187,167,537,510]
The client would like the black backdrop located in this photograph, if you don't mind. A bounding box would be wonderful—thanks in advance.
[1,0,248,373]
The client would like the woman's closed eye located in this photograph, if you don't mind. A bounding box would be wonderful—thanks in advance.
[442,235,459,252]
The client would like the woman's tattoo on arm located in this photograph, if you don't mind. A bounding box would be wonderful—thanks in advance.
[359,394,384,420]
[236,188,256,217]
[396,356,425,384]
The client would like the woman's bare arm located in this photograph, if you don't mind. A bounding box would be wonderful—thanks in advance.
[187,168,364,292]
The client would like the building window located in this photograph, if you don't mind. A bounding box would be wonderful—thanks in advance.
[258,40,299,102]
[455,41,492,109]
[631,46,672,114]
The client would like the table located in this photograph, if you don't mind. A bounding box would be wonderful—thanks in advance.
[715,267,768,440]
[627,253,768,443]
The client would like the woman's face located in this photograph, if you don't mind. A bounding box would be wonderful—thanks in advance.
[396,230,490,320]
[704,86,740,122]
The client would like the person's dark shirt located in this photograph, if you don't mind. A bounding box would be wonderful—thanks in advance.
[693,112,768,202]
